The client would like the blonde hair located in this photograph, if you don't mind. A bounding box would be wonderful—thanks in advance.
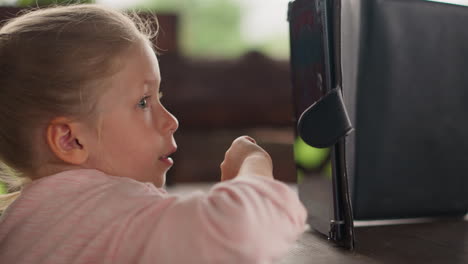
[0,4,158,213]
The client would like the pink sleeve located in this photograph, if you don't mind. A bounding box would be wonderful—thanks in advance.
[120,176,307,264]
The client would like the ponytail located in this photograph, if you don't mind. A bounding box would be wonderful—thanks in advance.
[0,162,30,214]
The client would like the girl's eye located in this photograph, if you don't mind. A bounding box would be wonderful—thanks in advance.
[137,95,151,109]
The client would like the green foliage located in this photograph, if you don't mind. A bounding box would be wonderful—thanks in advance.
[184,0,245,58]
[3,0,289,59]
[140,0,245,58]
[251,34,290,61]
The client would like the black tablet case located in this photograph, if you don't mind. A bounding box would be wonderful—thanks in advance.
[289,0,355,249]
[341,0,468,220]
[289,0,468,249]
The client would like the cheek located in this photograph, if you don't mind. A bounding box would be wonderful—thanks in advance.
[99,132,157,178]
[96,111,164,175]
[98,119,144,159]
[143,110,153,125]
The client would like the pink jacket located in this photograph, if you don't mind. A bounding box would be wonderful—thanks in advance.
[0,169,306,264]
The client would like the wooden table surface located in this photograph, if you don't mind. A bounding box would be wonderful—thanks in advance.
[168,183,467,264]
[279,219,467,264]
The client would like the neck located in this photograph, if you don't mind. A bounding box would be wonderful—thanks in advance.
[31,162,87,181]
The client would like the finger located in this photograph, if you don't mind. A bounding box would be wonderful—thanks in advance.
[242,135,256,144]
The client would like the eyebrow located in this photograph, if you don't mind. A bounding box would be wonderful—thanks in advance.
[142,79,160,91]
[144,79,159,86]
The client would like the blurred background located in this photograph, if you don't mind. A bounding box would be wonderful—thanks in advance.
[1,0,466,193]
[1,6,467,261]
[0,0,324,193]
[1,0,292,59]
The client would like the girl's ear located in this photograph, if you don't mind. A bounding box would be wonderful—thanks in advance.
[46,117,89,165]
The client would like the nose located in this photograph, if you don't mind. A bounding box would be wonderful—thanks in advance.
[159,105,179,134]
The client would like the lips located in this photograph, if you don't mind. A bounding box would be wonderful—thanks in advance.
[159,147,177,166]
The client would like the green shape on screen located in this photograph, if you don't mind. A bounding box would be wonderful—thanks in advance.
[294,137,330,170]
[323,160,333,180]
[297,169,304,184]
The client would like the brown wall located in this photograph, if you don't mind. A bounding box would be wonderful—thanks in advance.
[159,52,297,183]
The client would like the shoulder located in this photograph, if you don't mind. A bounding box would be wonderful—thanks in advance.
[24,169,164,197]
[7,169,168,221]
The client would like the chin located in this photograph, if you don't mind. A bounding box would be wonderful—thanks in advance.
[153,174,166,188]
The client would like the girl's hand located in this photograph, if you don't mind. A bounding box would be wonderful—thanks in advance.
[220,136,273,181]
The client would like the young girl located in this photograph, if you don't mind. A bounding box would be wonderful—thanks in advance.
[0,4,306,264]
